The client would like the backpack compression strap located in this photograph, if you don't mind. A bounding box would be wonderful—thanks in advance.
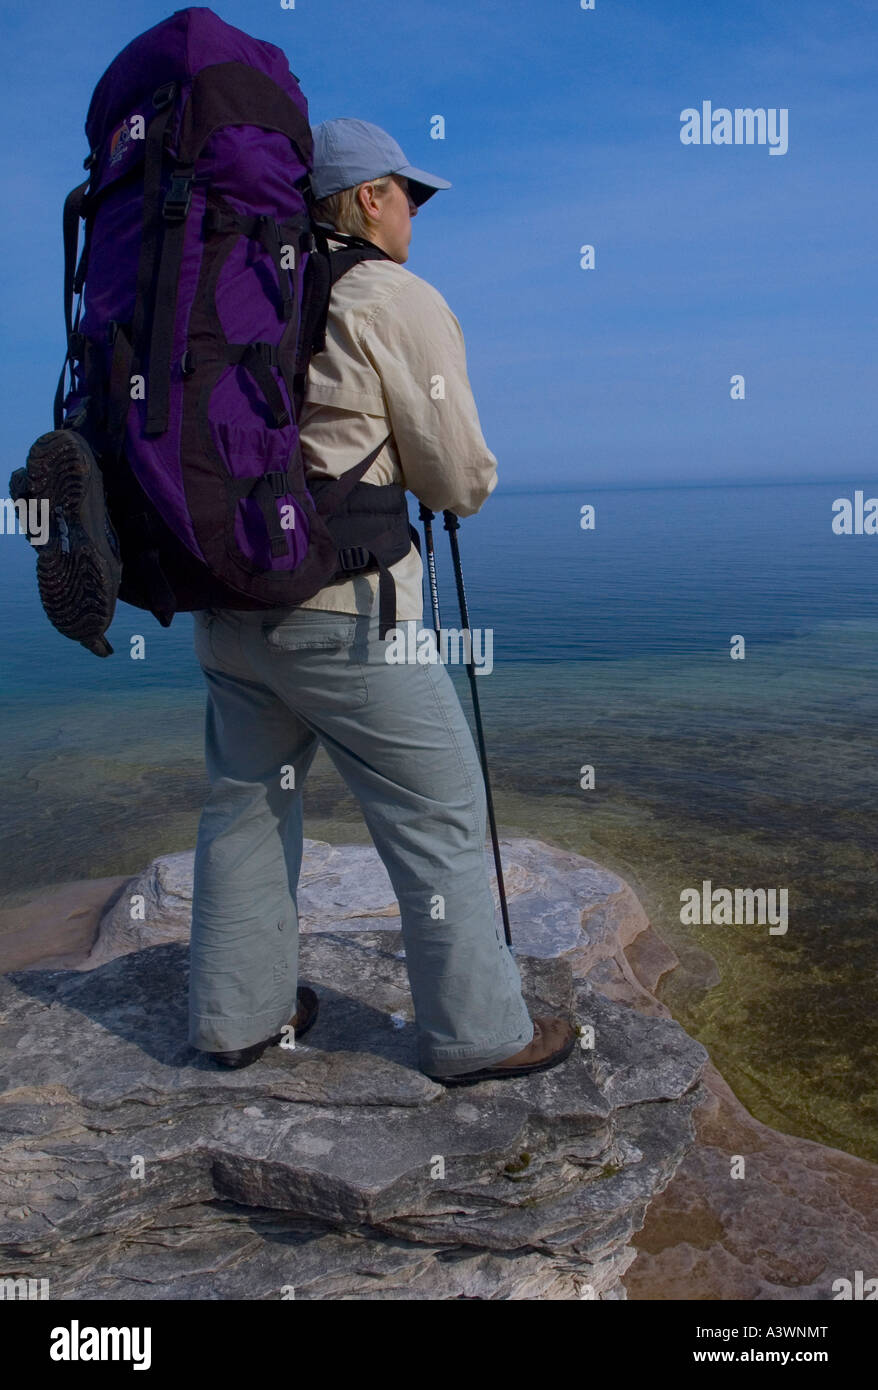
[53,178,91,430]
[103,82,179,461]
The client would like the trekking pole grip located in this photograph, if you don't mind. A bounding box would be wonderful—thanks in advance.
[442,510,470,631]
[419,503,441,636]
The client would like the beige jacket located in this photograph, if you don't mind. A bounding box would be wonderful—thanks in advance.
[296,239,499,620]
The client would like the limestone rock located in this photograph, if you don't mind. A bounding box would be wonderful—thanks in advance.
[0,933,706,1299]
[0,835,708,1300]
[11,834,873,1300]
[89,836,652,972]
[86,852,199,966]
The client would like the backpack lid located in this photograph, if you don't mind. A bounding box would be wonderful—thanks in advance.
[85,7,309,153]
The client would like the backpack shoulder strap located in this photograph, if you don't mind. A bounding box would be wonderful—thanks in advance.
[298,227,392,375]
[299,232,395,508]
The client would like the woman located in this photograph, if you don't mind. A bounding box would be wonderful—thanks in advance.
[189,118,576,1086]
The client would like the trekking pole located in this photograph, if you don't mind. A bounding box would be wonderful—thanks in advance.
[418,502,442,637]
[442,511,512,947]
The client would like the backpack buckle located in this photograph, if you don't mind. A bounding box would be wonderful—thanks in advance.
[163,175,193,222]
[266,471,290,498]
[338,546,370,572]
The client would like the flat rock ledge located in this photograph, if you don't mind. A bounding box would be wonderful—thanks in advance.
[0,837,709,1300]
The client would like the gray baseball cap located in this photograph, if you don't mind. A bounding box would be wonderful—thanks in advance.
[310,118,451,207]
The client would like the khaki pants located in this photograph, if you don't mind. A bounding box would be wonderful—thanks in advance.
[188,601,532,1076]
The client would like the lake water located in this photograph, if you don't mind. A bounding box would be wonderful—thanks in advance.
[1,480,876,1160]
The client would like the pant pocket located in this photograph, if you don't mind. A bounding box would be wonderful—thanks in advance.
[262,610,358,652]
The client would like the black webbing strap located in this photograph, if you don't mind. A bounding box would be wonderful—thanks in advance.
[61,181,88,346]
[374,554,397,640]
[255,473,294,559]
[349,540,398,640]
[141,548,178,626]
[225,342,290,428]
[131,90,177,357]
[328,245,391,285]
[333,538,399,640]
[53,179,90,429]
[203,206,261,237]
[228,468,295,560]
[296,245,331,388]
[104,87,177,457]
[296,235,391,396]
[313,434,392,519]
[257,214,294,322]
[128,508,178,626]
[144,161,194,435]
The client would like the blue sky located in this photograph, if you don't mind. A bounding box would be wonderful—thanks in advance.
[3,0,876,488]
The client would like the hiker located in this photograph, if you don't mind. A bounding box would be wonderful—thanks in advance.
[188,119,576,1084]
[13,13,573,1082]
[10,1,575,1086]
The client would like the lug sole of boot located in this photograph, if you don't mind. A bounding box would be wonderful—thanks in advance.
[21,430,121,655]
[426,1032,578,1088]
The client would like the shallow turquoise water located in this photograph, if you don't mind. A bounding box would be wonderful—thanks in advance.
[1,482,875,1158]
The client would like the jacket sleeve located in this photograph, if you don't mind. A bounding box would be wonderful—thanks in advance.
[359,274,499,517]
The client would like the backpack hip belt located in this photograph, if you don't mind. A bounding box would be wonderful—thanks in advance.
[310,476,422,637]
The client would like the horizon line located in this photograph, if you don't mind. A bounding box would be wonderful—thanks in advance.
[492,476,874,496]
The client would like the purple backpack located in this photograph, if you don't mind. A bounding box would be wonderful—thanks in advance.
[52,5,415,644]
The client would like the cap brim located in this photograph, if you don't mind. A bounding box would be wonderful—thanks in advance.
[395,165,452,206]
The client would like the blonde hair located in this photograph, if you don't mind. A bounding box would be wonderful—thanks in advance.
[311,174,394,240]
